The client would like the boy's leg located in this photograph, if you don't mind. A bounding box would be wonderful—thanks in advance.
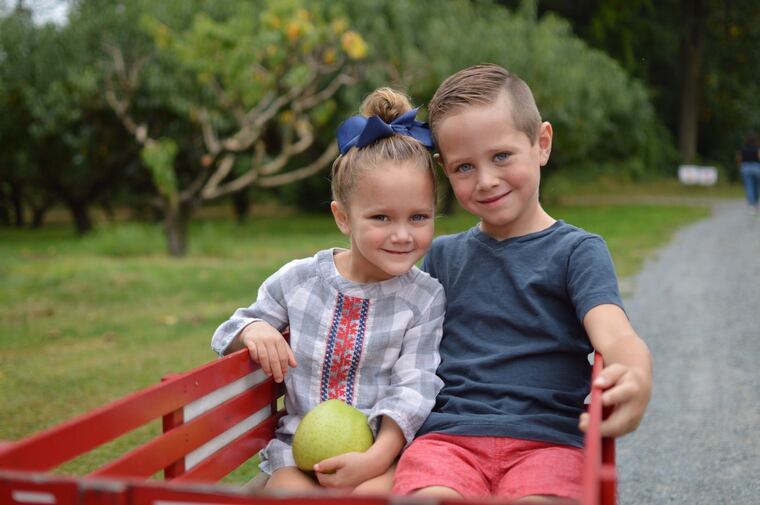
[265,466,321,492]
[494,440,584,502]
[392,433,491,498]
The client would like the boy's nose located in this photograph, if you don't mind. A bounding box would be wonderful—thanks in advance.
[476,166,500,189]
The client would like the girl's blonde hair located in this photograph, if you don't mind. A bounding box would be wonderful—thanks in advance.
[331,87,437,207]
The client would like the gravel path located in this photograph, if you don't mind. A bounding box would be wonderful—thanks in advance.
[617,199,760,504]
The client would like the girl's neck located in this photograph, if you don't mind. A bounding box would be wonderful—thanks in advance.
[332,249,393,284]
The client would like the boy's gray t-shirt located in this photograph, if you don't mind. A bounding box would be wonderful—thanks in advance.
[419,220,624,448]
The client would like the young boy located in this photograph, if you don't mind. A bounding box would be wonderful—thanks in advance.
[392,64,652,502]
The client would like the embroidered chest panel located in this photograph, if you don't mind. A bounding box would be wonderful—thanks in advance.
[320,293,370,405]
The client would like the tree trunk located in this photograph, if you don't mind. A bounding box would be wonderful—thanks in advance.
[232,190,249,225]
[30,206,48,229]
[677,0,704,163]
[29,195,53,229]
[164,201,193,257]
[67,200,93,235]
[9,182,25,227]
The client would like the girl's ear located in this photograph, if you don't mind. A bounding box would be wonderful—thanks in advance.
[330,200,351,235]
[538,121,553,167]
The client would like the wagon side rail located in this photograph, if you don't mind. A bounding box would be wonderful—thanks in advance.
[0,349,284,482]
[0,351,616,505]
[582,352,617,505]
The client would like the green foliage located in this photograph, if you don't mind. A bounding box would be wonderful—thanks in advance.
[336,0,673,181]
[0,4,142,231]
[138,0,365,138]
[520,0,760,178]
[141,139,179,208]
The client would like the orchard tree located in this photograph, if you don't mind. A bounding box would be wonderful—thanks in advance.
[104,0,367,256]
[0,3,141,233]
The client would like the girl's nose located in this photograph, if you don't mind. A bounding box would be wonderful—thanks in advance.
[391,225,412,242]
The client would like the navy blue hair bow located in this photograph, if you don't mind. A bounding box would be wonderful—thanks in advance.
[336,107,434,155]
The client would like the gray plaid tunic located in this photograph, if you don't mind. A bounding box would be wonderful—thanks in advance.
[211,248,445,475]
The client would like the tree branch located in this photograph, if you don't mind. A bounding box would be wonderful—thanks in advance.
[199,154,237,199]
[258,143,338,187]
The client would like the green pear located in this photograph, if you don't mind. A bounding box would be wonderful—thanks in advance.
[292,399,374,472]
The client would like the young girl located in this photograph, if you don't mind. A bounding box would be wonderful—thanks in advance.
[211,88,445,494]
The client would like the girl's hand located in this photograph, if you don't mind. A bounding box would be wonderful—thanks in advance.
[313,452,384,490]
[579,362,650,437]
[239,321,296,383]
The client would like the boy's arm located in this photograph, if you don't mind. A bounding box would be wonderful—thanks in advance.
[581,303,652,438]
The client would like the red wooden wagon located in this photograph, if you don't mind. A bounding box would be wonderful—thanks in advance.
[0,350,616,505]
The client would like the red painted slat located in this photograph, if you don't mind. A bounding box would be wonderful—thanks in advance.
[161,403,185,479]
[129,480,394,505]
[581,353,605,505]
[172,413,282,483]
[89,378,278,479]
[0,471,81,505]
[0,349,257,472]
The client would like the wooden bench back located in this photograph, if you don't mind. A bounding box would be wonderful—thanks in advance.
[0,349,284,483]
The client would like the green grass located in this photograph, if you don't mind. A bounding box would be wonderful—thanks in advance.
[0,199,711,479]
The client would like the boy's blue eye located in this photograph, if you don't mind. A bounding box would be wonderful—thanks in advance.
[372,215,390,222]
[411,214,430,222]
[455,163,474,174]
[494,152,509,162]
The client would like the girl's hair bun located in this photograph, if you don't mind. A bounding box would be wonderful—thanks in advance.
[360,87,413,123]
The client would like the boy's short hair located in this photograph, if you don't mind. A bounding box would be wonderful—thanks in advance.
[428,63,542,145]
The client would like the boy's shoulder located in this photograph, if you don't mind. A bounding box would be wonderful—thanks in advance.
[549,220,604,244]
[430,221,602,249]
[429,226,475,251]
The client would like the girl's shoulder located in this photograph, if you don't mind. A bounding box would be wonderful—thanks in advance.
[267,250,327,282]
[402,265,446,302]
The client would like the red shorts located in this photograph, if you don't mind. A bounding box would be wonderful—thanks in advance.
[392,433,584,500]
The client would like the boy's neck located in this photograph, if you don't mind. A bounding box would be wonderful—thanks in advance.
[479,204,556,241]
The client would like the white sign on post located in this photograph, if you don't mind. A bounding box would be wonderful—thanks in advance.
[678,165,718,186]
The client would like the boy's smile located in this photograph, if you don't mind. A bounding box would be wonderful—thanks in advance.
[436,92,554,240]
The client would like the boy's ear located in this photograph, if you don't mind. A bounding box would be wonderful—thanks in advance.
[537,121,553,167]
[330,200,351,236]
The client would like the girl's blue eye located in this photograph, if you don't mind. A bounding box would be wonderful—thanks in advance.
[411,214,430,222]
[455,163,474,174]
[372,215,389,222]
[494,152,509,162]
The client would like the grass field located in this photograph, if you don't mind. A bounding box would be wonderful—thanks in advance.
[0,197,715,478]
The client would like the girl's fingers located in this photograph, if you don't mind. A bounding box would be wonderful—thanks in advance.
[267,342,285,383]
[286,344,298,368]
[257,343,271,376]
[247,345,259,363]
[275,340,290,378]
